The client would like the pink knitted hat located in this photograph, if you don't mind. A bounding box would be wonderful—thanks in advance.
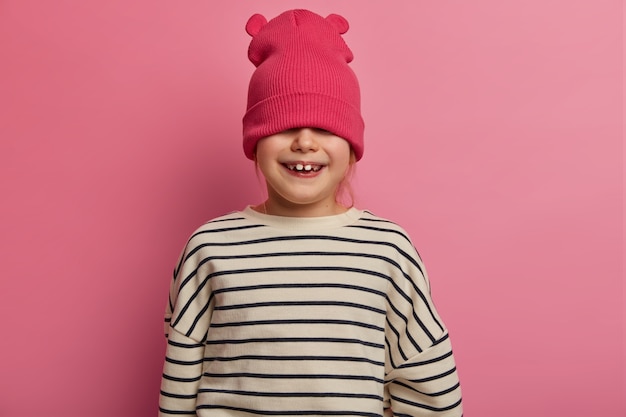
[242,9,364,161]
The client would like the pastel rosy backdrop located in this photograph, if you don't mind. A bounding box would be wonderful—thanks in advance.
[0,1,623,416]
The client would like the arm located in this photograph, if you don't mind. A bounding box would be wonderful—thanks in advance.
[386,334,462,416]
[384,244,463,416]
[158,237,214,416]
[159,328,204,416]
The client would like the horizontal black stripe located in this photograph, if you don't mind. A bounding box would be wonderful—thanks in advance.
[210,318,384,332]
[202,372,384,384]
[359,211,389,222]
[394,381,461,397]
[213,281,385,297]
[347,224,413,246]
[208,216,247,223]
[204,337,384,349]
[214,300,385,315]
[167,339,204,349]
[196,404,382,417]
[205,354,384,367]
[158,407,196,415]
[159,390,197,400]
[198,388,383,401]
[197,265,392,292]
[391,395,462,412]
[162,373,201,383]
[190,223,263,240]
[431,382,461,397]
[165,356,203,366]
[408,366,458,383]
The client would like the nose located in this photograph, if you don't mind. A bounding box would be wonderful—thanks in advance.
[290,128,319,153]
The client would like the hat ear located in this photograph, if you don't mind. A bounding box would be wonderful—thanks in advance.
[325,13,349,34]
[246,14,267,36]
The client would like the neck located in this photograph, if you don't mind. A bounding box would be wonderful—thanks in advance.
[255,199,348,218]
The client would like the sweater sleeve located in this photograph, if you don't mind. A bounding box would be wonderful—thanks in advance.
[158,238,214,416]
[384,241,463,416]
[159,327,204,416]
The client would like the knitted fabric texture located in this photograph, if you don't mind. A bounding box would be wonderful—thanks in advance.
[242,9,364,160]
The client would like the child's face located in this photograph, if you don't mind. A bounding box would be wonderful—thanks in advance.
[255,128,352,216]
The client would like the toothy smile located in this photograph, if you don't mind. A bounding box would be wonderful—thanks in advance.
[284,163,323,173]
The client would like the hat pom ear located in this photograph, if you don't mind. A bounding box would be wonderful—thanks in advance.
[326,13,349,34]
[246,14,267,36]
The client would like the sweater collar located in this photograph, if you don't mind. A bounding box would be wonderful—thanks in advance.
[241,205,363,230]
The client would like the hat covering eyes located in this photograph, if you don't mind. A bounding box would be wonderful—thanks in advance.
[242,9,364,161]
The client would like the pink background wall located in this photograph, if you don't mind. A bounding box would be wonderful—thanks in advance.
[1,1,623,416]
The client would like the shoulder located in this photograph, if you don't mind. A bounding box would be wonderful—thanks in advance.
[191,210,252,233]
[349,210,425,261]
[352,210,416,247]
[184,210,263,247]
[351,210,428,278]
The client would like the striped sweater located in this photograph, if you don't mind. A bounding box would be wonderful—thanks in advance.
[159,207,463,416]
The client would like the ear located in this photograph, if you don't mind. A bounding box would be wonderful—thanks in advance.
[325,13,349,34]
[246,14,267,36]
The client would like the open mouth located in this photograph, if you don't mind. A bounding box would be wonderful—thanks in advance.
[284,163,323,173]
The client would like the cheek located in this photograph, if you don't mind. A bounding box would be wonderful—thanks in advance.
[255,157,272,178]
[325,136,351,158]
[334,143,352,166]
[254,142,278,171]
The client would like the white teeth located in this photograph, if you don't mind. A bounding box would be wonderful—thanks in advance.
[288,163,322,172]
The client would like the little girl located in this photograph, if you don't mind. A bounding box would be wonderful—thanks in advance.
[159,9,463,417]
